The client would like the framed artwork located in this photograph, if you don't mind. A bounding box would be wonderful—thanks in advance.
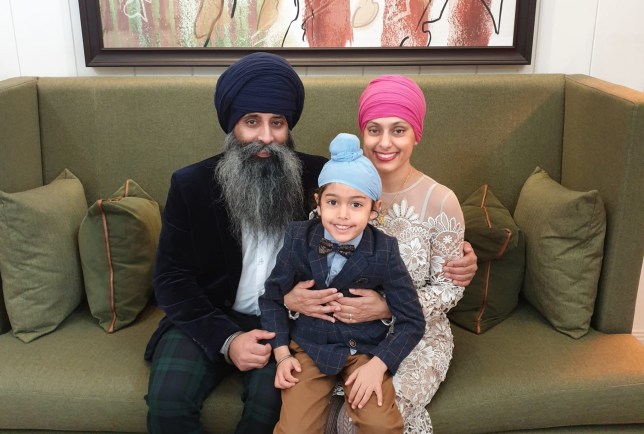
[79,0,537,67]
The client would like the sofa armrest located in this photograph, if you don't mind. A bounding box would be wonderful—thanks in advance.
[562,74,644,333]
[0,77,44,334]
[0,77,43,193]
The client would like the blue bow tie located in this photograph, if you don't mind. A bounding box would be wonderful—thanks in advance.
[318,238,355,258]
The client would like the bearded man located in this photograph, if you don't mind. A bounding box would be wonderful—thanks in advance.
[144,52,476,434]
[144,52,326,434]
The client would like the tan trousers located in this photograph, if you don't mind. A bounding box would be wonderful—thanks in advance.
[274,341,403,434]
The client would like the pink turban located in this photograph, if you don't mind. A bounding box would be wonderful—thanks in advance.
[358,75,426,143]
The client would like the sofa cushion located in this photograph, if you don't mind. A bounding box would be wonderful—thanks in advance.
[79,179,161,333]
[0,169,87,343]
[513,167,606,338]
[449,184,525,333]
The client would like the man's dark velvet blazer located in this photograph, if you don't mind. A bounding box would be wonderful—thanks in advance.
[144,151,327,362]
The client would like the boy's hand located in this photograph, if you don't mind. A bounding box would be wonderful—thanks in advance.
[274,356,301,389]
[344,356,388,409]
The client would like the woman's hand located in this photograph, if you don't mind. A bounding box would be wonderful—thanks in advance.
[283,280,342,323]
[330,289,391,324]
[443,240,478,286]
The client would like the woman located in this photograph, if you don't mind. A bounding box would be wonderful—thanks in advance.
[284,75,474,434]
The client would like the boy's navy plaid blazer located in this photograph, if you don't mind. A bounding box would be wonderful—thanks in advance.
[260,219,425,376]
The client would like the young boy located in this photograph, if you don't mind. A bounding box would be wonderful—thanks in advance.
[259,133,425,434]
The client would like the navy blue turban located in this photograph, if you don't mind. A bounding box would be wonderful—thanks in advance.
[214,52,305,133]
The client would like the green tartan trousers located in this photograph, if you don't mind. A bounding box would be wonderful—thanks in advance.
[145,314,281,434]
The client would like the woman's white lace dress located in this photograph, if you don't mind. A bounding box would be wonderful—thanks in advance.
[337,174,465,434]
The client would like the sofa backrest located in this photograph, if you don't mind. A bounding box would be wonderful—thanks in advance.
[1,74,641,335]
[33,75,566,214]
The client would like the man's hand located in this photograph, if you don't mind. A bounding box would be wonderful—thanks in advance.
[283,280,342,322]
[345,357,388,409]
[228,329,274,371]
[330,289,391,324]
[443,241,478,286]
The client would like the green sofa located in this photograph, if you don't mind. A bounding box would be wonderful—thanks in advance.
[0,74,643,433]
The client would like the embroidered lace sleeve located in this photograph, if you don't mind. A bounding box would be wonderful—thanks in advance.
[374,174,466,434]
[377,175,465,306]
[422,185,465,315]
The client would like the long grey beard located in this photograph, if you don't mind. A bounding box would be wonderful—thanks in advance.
[214,133,304,241]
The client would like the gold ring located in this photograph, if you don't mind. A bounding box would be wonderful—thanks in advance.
[349,313,352,321]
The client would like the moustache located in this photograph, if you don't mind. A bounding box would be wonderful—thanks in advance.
[241,142,280,158]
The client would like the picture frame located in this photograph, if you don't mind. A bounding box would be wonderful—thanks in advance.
[79,0,537,67]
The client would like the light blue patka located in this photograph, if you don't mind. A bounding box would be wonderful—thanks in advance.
[317,133,382,200]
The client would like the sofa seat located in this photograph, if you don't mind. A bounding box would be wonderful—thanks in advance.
[430,302,644,433]
[1,300,641,433]
[0,304,244,433]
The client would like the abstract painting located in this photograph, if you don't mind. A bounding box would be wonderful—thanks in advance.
[79,0,536,66]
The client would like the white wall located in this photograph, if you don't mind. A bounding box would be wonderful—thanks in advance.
[1,0,643,339]
[635,263,644,343]
[2,0,643,89]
